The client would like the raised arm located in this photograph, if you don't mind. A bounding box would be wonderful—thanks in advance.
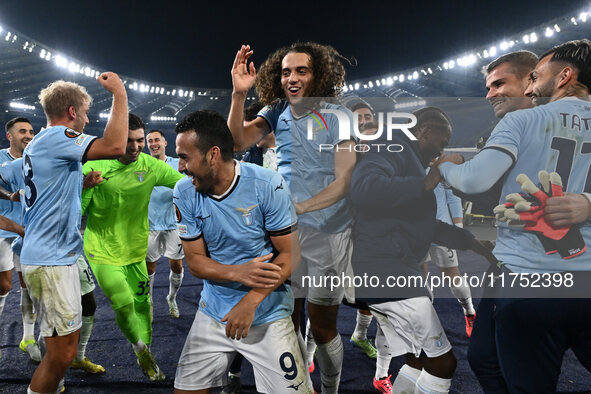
[228,45,270,151]
[85,72,128,160]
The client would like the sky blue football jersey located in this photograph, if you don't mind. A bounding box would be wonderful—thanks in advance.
[20,126,96,266]
[483,97,591,272]
[148,156,180,231]
[173,161,296,325]
[0,150,22,238]
[258,101,354,233]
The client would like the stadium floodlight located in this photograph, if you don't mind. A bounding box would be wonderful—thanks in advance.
[5,31,11,41]
[523,34,530,44]
[99,113,111,119]
[68,62,79,73]
[150,86,155,93]
[554,24,561,32]
[449,60,455,69]
[368,81,374,88]
[386,77,393,85]
[40,49,46,59]
[443,62,449,69]
[55,55,68,68]
[376,80,381,87]
[9,102,35,110]
[189,90,194,97]
[363,84,367,89]
[399,74,404,81]
[489,46,497,57]
[354,82,360,90]
[343,85,348,92]
[571,17,578,25]
[500,41,509,50]
[530,32,538,42]
[427,67,433,74]
[509,40,515,47]
[45,51,51,61]
[184,91,188,97]
[545,27,554,37]
[413,71,419,79]
[580,12,588,22]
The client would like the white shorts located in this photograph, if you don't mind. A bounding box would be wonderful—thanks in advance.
[369,297,452,358]
[77,256,96,296]
[291,226,353,306]
[146,230,184,262]
[422,245,458,269]
[175,310,312,393]
[22,264,82,337]
[0,237,16,272]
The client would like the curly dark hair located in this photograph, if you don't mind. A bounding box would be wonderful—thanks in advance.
[255,42,347,105]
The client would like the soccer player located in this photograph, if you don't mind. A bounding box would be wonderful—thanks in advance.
[0,117,38,362]
[439,39,591,393]
[145,129,185,318]
[20,75,128,394]
[466,49,538,393]
[82,113,184,382]
[348,101,378,359]
[173,110,311,394]
[228,43,356,394]
[350,106,495,394]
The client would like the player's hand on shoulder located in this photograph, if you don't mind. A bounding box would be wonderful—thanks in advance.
[235,253,281,288]
[97,72,126,96]
[83,171,104,189]
[221,297,257,339]
[231,44,256,95]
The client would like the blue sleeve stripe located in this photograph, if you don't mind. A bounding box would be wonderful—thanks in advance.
[268,222,298,237]
[481,145,516,164]
[81,137,98,163]
[257,114,273,134]
[180,233,203,241]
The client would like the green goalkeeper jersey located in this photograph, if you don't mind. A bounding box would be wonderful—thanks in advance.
[82,153,184,266]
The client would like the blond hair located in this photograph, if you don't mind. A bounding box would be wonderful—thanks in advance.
[38,80,92,120]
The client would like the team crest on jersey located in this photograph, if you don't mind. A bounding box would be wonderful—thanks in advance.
[64,128,81,138]
[235,204,258,226]
[430,332,444,348]
[135,171,146,182]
